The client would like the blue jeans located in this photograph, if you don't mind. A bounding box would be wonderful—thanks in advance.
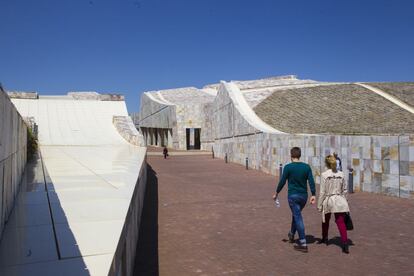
[288,194,307,243]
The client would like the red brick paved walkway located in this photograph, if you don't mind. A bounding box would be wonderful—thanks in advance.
[148,154,414,276]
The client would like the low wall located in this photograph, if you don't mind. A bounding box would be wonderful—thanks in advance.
[213,133,414,199]
[0,88,28,238]
[113,116,145,146]
[110,157,148,276]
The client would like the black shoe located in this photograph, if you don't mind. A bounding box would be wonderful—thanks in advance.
[342,244,349,254]
[288,232,295,243]
[294,244,308,253]
[317,238,328,245]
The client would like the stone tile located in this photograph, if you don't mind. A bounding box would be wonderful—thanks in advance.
[373,146,381,160]
[17,192,48,205]
[55,220,124,258]
[398,135,410,146]
[363,159,372,170]
[0,164,3,235]
[0,254,113,276]
[353,170,360,188]
[380,160,389,174]
[400,146,410,162]
[50,200,129,224]
[372,172,382,192]
[363,170,372,184]
[400,175,413,192]
[362,145,371,159]
[390,146,399,160]
[381,174,400,198]
[373,160,382,173]
[7,203,51,228]
[351,146,360,159]
[410,146,414,161]
[400,161,410,176]
[410,161,414,176]
[352,158,360,167]
[0,225,57,267]
[381,147,391,160]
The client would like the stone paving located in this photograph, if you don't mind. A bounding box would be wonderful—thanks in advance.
[143,150,414,276]
[146,146,210,156]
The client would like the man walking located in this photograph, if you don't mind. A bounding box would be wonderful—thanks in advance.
[273,147,316,252]
[163,147,169,159]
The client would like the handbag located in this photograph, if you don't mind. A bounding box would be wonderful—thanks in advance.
[344,212,354,231]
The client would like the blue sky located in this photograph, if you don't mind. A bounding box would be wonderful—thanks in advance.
[1,0,413,113]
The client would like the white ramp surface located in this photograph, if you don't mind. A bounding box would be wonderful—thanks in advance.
[12,97,129,145]
[1,95,146,276]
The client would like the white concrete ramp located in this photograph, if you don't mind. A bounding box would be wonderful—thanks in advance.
[0,94,146,276]
[11,97,129,145]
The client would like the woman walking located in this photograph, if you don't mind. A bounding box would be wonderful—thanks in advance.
[317,155,350,253]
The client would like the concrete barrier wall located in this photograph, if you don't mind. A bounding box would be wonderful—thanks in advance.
[0,88,27,237]
[110,158,147,276]
[211,83,414,199]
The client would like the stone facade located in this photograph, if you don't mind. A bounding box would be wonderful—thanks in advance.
[210,82,414,198]
[213,133,414,198]
[7,91,38,99]
[68,92,125,101]
[138,93,177,147]
[138,76,414,198]
[0,87,28,238]
[139,90,213,149]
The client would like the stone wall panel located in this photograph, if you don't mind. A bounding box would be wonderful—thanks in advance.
[0,88,28,238]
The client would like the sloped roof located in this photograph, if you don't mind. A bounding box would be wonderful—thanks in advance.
[254,84,414,135]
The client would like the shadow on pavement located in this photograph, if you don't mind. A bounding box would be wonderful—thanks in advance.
[134,165,159,276]
[328,237,355,248]
[0,151,90,275]
[281,235,317,244]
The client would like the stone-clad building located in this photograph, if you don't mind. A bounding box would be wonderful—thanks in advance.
[138,75,414,198]
[138,86,216,149]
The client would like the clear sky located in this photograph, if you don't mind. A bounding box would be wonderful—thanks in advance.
[1,0,413,113]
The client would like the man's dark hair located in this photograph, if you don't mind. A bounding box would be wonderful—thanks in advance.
[290,147,301,159]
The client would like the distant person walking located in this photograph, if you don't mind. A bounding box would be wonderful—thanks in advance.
[273,147,316,252]
[317,155,350,253]
[163,147,169,159]
[333,152,342,171]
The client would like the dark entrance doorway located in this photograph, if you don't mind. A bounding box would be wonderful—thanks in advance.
[186,128,201,150]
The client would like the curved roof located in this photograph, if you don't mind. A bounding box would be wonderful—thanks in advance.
[206,76,326,108]
[366,82,414,107]
[253,84,414,135]
[144,87,216,105]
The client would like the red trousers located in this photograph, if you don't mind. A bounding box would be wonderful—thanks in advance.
[322,212,348,244]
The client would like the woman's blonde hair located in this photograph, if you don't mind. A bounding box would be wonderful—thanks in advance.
[325,155,337,170]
